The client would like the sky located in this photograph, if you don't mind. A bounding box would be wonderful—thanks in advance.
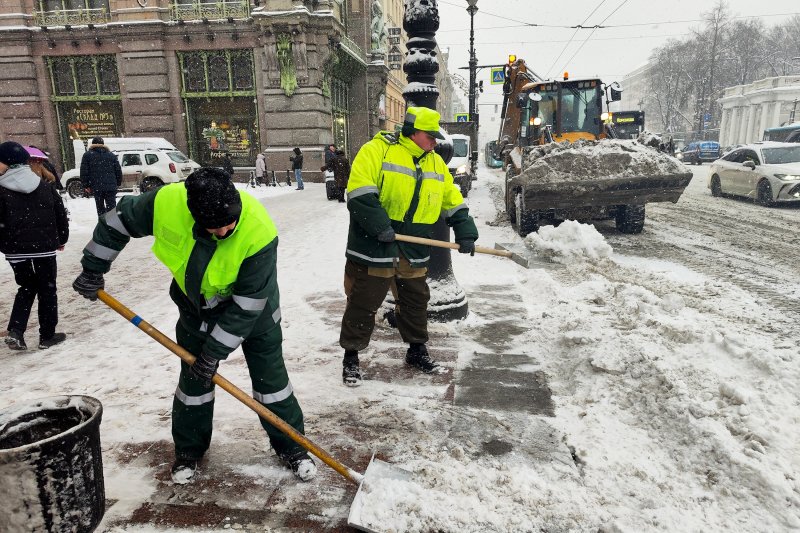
[433,0,799,121]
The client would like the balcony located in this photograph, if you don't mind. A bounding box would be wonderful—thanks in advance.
[35,7,109,26]
[170,0,250,21]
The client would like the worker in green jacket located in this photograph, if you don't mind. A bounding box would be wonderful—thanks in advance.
[340,106,479,386]
[72,168,315,484]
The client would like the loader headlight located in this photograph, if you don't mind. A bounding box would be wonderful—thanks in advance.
[456,165,467,175]
[533,117,542,126]
[774,173,800,181]
[601,112,609,121]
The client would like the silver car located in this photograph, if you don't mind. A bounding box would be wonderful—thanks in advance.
[708,142,800,205]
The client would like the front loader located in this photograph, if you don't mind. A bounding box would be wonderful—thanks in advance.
[496,59,692,236]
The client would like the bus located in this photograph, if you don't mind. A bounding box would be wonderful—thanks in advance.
[484,140,504,168]
[609,110,645,139]
[763,123,800,142]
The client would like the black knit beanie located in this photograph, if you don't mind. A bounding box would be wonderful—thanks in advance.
[0,141,30,166]
[185,167,242,229]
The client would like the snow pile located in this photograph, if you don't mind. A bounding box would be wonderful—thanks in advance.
[518,139,686,184]
[636,130,662,149]
[524,220,612,264]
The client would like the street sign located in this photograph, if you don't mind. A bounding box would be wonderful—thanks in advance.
[490,67,505,85]
[455,113,469,122]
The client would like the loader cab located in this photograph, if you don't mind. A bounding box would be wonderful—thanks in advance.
[519,79,606,145]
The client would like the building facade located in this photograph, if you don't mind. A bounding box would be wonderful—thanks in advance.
[718,76,800,147]
[0,0,392,178]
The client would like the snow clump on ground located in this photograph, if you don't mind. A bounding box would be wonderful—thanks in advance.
[524,220,612,264]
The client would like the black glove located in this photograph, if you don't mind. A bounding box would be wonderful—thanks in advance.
[189,352,219,388]
[72,270,105,300]
[377,227,396,243]
[457,239,476,256]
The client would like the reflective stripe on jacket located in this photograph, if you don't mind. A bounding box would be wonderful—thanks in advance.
[80,183,282,360]
[345,131,478,268]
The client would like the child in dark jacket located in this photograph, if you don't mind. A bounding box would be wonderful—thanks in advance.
[0,141,69,350]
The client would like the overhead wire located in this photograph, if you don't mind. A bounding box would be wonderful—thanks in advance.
[555,0,630,76]
[545,0,608,77]
[435,10,800,33]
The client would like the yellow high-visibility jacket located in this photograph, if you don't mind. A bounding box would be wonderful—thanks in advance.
[345,131,478,268]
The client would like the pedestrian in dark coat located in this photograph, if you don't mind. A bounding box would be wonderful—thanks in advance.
[324,144,336,167]
[80,136,122,216]
[323,149,350,202]
[222,152,235,178]
[289,147,304,190]
[0,141,69,351]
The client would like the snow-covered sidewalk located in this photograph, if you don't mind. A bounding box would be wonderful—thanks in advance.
[1,169,798,532]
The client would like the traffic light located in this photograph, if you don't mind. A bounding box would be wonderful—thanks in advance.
[508,54,517,65]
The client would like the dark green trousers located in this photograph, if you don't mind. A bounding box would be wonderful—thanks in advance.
[339,258,430,352]
[172,315,305,460]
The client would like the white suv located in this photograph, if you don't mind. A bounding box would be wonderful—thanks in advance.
[64,149,200,199]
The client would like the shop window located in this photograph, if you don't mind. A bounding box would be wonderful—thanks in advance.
[53,61,75,96]
[98,56,119,94]
[76,60,97,95]
[179,50,254,96]
[231,53,254,90]
[208,53,230,92]
[184,55,205,93]
[47,55,119,99]
[145,154,159,165]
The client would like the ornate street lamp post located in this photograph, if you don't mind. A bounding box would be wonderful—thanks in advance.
[467,0,478,123]
[402,0,468,321]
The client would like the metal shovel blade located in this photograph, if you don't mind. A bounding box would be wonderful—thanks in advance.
[347,455,413,533]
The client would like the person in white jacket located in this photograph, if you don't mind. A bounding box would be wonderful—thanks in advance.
[255,153,266,187]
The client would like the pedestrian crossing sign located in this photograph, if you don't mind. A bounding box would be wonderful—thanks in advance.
[455,113,469,122]
[491,67,505,85]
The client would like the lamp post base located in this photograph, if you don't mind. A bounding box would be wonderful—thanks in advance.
[427,273,469,322]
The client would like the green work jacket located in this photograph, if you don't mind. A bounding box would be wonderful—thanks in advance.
[345,131,479,268]
[80,183,281,361]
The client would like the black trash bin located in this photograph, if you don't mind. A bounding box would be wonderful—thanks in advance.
[0,396,105,532]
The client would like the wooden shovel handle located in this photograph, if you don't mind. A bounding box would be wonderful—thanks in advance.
[395,233,513,258]
[96,290,363,486]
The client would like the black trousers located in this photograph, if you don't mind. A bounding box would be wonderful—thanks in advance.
[7,256,58,339]
[93,190,117,215]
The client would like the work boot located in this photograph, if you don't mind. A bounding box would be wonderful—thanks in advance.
[4,330,26,351]
[278,449,317,481]
[342,350,362,387]
[170,458,198,485]
[39,332,67,349]
[405,343,442,374]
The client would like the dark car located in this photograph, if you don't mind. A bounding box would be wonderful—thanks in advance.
[680,141,721,165]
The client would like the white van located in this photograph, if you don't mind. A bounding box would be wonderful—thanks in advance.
[448,133,474,196]
[63,137,201,198]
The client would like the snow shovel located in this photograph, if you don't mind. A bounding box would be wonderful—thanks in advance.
[97,290,410,532]
[395,233,513,258]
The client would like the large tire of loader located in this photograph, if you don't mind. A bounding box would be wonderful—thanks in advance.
[616,204,645,234]
[515,192,539,237]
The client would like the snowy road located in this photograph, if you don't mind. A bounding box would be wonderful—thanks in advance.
[1,162,799,532]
